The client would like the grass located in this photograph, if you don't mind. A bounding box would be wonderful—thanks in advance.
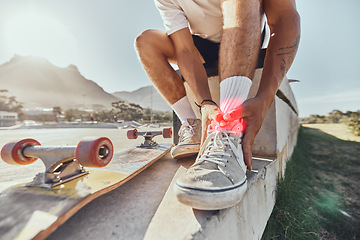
[262,127,360,240]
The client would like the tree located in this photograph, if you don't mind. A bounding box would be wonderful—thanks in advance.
[348,111,360,136]
[0,90,23,117]
[53,106,62,115]
[327,110,343,123]
[111,101,145,122]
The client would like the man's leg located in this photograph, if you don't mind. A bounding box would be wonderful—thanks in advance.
[174,0,263,210]
[135,30,201,158]
[218,0,263,170]
[218,0,262,113]
[135,29,186,106]
[219,0,262,81]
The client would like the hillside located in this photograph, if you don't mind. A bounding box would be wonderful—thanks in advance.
[263,127,360,239]
[112,86,171,112]
[0,55,120,110]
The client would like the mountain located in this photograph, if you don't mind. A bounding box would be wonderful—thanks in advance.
[0,55,120,110]
[112,86,171,112]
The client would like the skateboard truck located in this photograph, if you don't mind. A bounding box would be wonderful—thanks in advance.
[26,146,88,188]
[127,128,172,148]
[1,138,113,188]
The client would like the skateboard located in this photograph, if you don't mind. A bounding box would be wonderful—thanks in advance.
[0,128,172,240]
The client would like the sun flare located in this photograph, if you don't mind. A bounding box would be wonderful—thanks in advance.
[3,13,78,67]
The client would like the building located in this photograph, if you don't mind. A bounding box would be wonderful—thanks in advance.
[0,111,18,127]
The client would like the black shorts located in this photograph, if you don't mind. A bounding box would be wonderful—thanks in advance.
[192,35,219,70]
[192,29,266,74]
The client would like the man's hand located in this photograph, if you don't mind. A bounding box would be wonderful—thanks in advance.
[223,97,270,171]
[200,103,222,144]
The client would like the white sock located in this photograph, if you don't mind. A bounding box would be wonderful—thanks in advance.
[171,96,196,124]
[220,76,252,113]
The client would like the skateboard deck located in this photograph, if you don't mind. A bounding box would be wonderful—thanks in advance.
[0,128,173,240]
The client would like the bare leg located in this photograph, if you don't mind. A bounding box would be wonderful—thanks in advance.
[135,29,186,105]
[219,0,263,81]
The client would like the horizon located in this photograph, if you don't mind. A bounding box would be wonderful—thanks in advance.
[1,53,357,118]
[0,0,359,117]
[0,54,156,93]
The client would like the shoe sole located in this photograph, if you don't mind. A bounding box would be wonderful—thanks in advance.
[171,151,198,159]
[174,180,247,210]
[171,144,200,159]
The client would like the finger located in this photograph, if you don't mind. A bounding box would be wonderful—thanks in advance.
[219,120,227,127]
[213,112,228,127]
[214,113,224,124]
[201,119,207,145]
[223,106,242,121]
[241,128,255,171]
[243,144,252,170]
[201,117,213,145]
[242,139,253,171]
[241,119,247,133]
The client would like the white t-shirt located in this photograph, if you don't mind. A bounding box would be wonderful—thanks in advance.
[154,0,223,43]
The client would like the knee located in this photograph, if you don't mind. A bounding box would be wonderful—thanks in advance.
[135,29,157,53]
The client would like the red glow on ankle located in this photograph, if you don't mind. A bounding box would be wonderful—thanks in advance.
[210,118,245,135]
[219,97,244,114]
[211,105,245,134]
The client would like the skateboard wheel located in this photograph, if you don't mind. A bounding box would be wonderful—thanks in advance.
[1,139,41,165]
[75,137,113,168]
[127,129,138,139]
[162,128,172,138]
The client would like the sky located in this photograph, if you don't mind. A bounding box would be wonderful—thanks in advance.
[0,0,359,117]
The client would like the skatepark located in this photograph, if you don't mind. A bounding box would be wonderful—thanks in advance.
[2,0,360,238]
[0,124,293,239]
[0,12,301,236]
[0,73,300,240]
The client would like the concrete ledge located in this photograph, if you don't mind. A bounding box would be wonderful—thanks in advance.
[162,71,300,239]
[144,156,278,240]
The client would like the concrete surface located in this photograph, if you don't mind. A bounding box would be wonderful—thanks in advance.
[48,152,190,240]
[144,157,277,240]
[142,74,300,239]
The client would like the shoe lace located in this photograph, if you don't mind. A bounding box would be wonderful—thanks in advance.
[196,129,243,168]
[179,123,196,142]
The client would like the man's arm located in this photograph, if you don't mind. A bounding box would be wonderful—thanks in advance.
[257,0,300,109]
[169,28,212,104]
[224,0,300,170]
[170,29,219,142]
[156,0,211,103]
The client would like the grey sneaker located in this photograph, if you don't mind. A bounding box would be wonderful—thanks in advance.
[171,119,201,159]
[174,120,247,210]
